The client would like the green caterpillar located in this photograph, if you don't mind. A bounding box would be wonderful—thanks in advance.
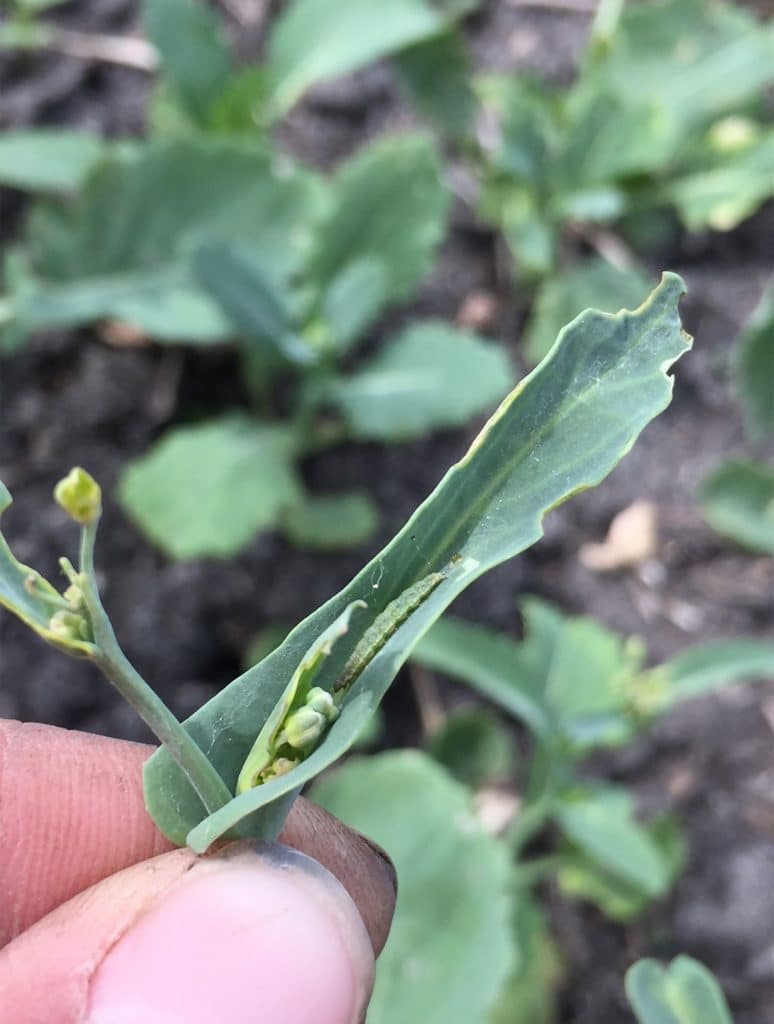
[238,572,445,791]
[334,571,445,694]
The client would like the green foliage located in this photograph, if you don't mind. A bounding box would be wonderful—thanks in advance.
[281,492,379,551]
[557,815,685,922]
[489,899,562,1024]
[312,751,516,1024]
[118,417,301,559]
[474,0,774,280]
[700,459,774,554]
[426,708,514,788]
[555,787,678,902]
[0,483,94,656]
[143,0,480,127]
[626,956,734,1024]
[101,134,503,558]
[2,139,321,344]
[325,321,511,441]
[524,259,652,364]
[0,131,107,192]
[414,599,646,749]
[734,287,774,440]
[142,273,688,849]
[302,135,450,343]
[414,596,774,920]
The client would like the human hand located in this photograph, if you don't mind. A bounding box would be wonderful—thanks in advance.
[0,720,397,1023]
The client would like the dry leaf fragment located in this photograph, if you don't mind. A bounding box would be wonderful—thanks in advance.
[580,499,658,572]
[456,291,499,331]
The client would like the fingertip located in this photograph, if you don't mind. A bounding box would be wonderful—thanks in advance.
[86,842,374,1024]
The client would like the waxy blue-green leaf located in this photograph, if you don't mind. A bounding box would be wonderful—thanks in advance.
[5,140,322,343]
[393,30,477,142]
[328,320,513,441]
[556,787,674,898]
[281,491,379,551]
[626,956,734,1024]
[0,131,107,192]
[668,131,774,232]
[144,0,232,120]
[582,0,774,134]
[264,0,443,119]
[557,815,685,921]
[312,752,516,1024]
[659,639,774,707]
[524,259,652,364]
[118,416,301,560]
[0,483,94,656]
[413,599,644,749]
[192,242,313,366]
[734,286,774,440]
[144,273,690,849]
[303,135,449,345]
[700,459,774,554]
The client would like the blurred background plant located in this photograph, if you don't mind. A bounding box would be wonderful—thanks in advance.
[1,0,774,1020]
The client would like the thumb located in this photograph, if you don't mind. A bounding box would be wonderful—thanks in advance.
[0,842,375,1024]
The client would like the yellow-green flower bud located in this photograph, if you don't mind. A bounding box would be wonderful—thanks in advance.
[304,687,339,722]
[280,706,327,750]
[54,467,102,524]
[48,609,90,642]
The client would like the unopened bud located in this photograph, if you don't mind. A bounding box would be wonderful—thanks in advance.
[54,467,102,524]
[304,686,339,722]
[281,706,327,750]
[49,610,90,642]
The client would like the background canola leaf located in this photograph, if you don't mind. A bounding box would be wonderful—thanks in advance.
[143,272,691,849]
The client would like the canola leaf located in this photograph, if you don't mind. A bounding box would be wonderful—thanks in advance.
[413,599,642,749]
[556,787,673,897]
[393,30,477,142]
[303,135,449,343]
[264,0,445,118]
[660,639,774,706]
[312,751,516,1024]
[556,815,685,921]
[143,273,690,848]
[328,320,513,441]
[734,287,774,440]
[583,0,774,133]
[0,131,106,192]
[668,131,774,232]
[118,416,301,559]
[524,259,652,364]
[192,242,313,366]
[7,139,321,343]
[281,491,379,551]
[700,458,774,554]
[626,956,734,1024]
[144,0,232,120]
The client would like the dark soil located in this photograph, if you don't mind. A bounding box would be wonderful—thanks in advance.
[2,2,774,1021]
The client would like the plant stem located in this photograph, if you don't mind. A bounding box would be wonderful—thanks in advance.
[79,519,232,815]
[505,737,562,854]
[513,854,562,889]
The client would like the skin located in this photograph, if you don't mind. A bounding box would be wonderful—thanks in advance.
[0,719,397,1024]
